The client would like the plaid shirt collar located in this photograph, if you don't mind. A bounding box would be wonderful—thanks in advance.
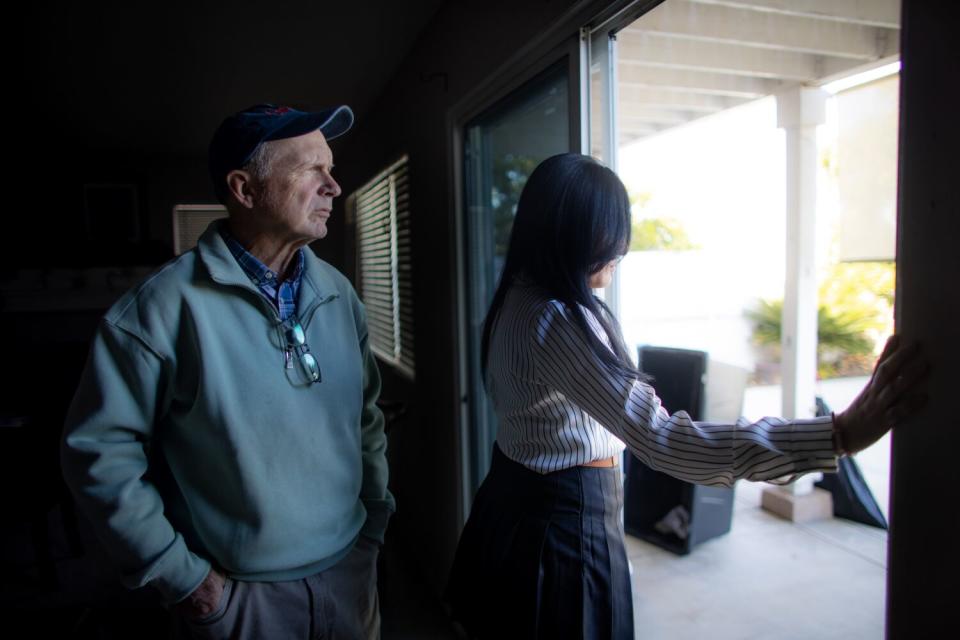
[220,227,304,322]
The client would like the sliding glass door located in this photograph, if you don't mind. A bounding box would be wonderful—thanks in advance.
[461,56,579,502]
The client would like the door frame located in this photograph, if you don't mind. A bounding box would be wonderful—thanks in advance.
[447,0,668,526]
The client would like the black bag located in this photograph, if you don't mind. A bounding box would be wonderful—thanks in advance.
[815,457,888,529]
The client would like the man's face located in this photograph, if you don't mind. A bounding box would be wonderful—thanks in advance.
[253,129,341,243]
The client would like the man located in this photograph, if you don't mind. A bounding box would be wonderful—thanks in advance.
[61,104,394,639]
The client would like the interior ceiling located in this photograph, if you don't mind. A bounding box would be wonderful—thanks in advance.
[20,1,446,157]
[610,0,901,145]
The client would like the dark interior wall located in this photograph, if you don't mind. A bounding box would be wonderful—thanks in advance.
[9,0,446,269]
[331,0,587,594]
[887,0,959,635]
[6,152,212,268]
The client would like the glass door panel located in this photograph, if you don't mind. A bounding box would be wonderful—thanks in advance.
[462,62,570,498]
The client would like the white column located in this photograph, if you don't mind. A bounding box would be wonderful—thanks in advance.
[776,86,826,496]
[777,86,826,420]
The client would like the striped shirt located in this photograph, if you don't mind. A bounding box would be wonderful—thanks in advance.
[487,281,838,485]
[221,229,304,321]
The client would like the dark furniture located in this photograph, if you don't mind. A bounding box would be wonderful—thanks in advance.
[623,346,736,555]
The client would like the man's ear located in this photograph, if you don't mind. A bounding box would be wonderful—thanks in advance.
[225,169,258,209]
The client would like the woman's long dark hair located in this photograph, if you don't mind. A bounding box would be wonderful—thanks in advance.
[481,153,642,381]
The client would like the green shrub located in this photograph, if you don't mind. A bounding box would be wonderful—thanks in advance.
[746,261,895,379]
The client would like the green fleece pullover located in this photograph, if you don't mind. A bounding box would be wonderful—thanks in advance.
[61,220,394,604]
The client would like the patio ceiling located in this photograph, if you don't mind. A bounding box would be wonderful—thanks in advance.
[612,0,901,144]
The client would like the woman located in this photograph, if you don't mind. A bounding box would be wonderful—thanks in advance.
[445,153,925,639]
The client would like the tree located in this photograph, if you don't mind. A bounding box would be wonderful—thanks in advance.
[627,189,699,251]
[630,218,699,251]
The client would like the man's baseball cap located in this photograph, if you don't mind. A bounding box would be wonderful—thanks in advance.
[209,103,354,204]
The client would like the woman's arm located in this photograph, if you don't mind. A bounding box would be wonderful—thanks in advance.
[529,300,920,488]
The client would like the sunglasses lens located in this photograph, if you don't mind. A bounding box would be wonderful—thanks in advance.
[301,353,320,382]
[286,323,306,346]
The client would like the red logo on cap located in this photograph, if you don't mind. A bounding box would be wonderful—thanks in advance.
[265,107,291,116]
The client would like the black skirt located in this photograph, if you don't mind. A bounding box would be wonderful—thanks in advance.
[446,443,634,639]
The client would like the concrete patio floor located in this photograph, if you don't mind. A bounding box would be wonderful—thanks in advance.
[627,478,888,640]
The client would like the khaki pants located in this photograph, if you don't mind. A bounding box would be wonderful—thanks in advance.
[171,536,380,640]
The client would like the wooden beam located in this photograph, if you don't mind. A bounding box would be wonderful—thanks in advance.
[619,123,662,137]
[617,31,865,82]
[622,0,898,60]
[688,0,900,29]
[619,131,653,146]
[615,86,741,112]
[620,107,701,126]
[618,65,783,98]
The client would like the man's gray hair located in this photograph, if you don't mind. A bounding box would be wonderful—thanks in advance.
[243,141,278,183]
